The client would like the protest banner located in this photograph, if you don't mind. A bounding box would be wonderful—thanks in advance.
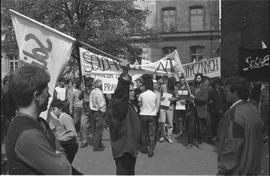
[79,47,178,93]
[238,47,269,81]
[80,47,221,92]
[80,47,178,76]
[10,9,75,119]
[183,57,221,81]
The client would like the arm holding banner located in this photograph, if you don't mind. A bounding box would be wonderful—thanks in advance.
[111,60,131,122]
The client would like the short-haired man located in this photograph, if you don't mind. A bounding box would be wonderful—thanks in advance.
[89,79,106,151]
[5,65,72,175]
[218,76,263,175]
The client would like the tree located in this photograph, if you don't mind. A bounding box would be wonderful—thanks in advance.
[1,0,152,63]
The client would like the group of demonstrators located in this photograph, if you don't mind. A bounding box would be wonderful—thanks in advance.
[1,61,269,175]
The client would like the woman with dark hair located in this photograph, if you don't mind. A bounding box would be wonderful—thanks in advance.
[159,76,178,144]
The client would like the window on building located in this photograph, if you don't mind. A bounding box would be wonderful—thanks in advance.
[190,46,205,61]
[9,56,19,72]
[162,46,176,56]
[190,6,204,31]
[162,7,176,32]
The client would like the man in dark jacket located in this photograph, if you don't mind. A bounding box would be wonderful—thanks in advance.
[190,73,210,146]
[108,60,141,175]
[5,65,72,175]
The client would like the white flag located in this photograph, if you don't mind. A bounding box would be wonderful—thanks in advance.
[10,9,76,119]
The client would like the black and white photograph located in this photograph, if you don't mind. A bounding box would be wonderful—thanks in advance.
[1,0,269,175]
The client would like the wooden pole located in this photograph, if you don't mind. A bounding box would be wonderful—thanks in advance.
[74,42,83,84]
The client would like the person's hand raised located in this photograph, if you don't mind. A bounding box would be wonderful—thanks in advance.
[119,59,130,71]
[119,59,130,80]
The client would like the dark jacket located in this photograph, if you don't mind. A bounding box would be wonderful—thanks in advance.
[108,74,141,159]
[5,115,56,175]
[190,84,209,119]
[208,87,226,114]
[218,101,263,175]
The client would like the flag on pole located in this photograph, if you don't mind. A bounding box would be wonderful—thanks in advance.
[172,50,186,77]
[10,9,76,119]
[262,41,267,49]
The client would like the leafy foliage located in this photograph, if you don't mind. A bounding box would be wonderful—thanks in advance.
[1,0,152,62]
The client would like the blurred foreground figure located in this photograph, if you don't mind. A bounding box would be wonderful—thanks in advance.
[217,76,263,175]
[108,60,141,175]
[5,65,72,175]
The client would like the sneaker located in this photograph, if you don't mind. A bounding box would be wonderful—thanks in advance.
[194,142,201,149]
[177,131,183,137]
[263,136,269,144]
[159,137,164,142]
[147,152,154,157]
[140,148,149,154]
[93,147,105,152]
[100,143,105,149]
[80,141,88,148]
[186,143,193,149]
[167,137,173,144]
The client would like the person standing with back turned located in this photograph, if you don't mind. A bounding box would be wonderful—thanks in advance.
[5,65,72,175]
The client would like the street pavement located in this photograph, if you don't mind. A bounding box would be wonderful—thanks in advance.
[72,130,269,175]
[1,130,268,175]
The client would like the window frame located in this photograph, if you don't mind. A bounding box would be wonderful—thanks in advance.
[9,55,19,73]
[189,5,204,31]
[162,7,177,33]
[190,45,205,61]
[162,46,177,56]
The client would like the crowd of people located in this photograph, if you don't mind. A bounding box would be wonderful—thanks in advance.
[1,62,269,175]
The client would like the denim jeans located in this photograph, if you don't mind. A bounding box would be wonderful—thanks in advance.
[73,107,83,133]
[159,109,174,137]
[60,140,78,164]
[140,115,156,153]
[91,111,105,149]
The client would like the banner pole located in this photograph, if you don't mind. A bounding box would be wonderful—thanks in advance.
[183,77,192,96]
[74,41,83,84]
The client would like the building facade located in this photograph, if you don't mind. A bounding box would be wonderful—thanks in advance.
[1,0,221,78]
[134,0,221,63]
[1,34,19,79]
[1,0,20,79]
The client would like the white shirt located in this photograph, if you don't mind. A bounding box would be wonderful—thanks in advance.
[139,90,158,116]
[89,88,106,112]
[55,87,66,101]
